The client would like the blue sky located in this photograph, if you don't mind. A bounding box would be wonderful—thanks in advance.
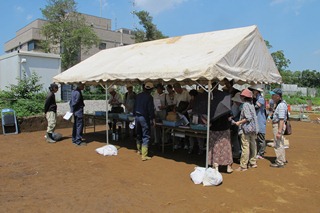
[1,0,319,72]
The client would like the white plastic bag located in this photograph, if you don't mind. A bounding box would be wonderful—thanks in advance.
[190,167,206,184]
[95,144,118,156]
[202,167,223,186]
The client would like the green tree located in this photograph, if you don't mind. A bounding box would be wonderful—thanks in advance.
[265,40,291,83]
[271,50,291,73]
[134,11,167,42]
[0,72,47,117]
[40,0,99,69]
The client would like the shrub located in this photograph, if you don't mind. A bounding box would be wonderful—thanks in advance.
[0,72,47,117]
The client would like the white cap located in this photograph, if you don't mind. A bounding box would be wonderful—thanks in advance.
[249,84,264,92]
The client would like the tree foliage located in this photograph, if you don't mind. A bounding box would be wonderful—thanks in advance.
[134,11,167,42]
[40,0,99,69]
[0,72,47,117]
[271,50,291,73]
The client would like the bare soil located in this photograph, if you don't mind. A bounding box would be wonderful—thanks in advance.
[0,114,320,212]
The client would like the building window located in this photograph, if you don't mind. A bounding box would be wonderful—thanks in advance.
[28,41,35,51]
[99,43,106,50]
[28,40,40,51]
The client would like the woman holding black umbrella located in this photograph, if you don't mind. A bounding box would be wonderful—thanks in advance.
[207,90,234,173]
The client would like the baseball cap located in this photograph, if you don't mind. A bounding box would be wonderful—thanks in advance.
[269,88,282,96]
[144,82,154,89]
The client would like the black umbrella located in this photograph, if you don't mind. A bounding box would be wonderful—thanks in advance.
[210,90,232,122]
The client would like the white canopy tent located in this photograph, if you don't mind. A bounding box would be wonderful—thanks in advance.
[54,25,280,85]
[53,25,281,167]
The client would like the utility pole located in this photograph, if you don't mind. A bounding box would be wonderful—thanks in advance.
[130,0,136,29]
[100,0,102,17]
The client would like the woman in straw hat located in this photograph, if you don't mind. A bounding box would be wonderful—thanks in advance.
[234,89,258,171]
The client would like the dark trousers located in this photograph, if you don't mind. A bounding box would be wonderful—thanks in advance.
[72,115,83,144]
[256,132,266,156]
[135,116,151,146]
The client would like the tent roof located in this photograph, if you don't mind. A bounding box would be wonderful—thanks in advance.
[53,25,281,85]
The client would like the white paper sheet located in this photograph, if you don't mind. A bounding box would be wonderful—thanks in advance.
[63,111,73,120]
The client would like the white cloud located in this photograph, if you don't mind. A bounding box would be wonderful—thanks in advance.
[15,6,24,13]
[270,0,287,6]
[26,15,33,21]
[100,0,108,10]
[314,49,320,55]
[270,0,312,15]
[135,0,188,15]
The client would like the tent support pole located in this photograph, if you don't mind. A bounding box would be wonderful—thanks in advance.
[101,82,117,144]
[105,82,109,144]
[205,80,212,168]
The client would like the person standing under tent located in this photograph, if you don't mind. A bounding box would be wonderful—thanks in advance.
[269,88,288,168]
[123,83,136,114]
[108,87,124,113]
[173,82,191,150]
[188,89,206,155]
[206,90,234,174]
[165,84,176,113]
[133,82,155,161]
[153,83,167,145]
[221,78,238,97]
[235,89,258,171]
[44,83,59,143]
[249,85,267,159]
[70,83,86,146]
[123,83,137,137]
[230,92,244,159]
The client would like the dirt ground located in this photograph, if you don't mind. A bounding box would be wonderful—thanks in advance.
[1,113,320,212]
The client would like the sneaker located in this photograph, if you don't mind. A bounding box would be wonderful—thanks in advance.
[250,164,258,168]
[227,165,233,173]
[141,156,152,161]
[235,167,247,172]
[284,145,289,149]
[74,142,87,146]
[270,163,284,168]
[256,155,264,159]
[46,137,56,143]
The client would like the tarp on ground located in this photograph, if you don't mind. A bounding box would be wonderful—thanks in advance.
[53,25,281,85]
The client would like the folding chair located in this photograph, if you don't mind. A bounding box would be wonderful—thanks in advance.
[1,109,19,135]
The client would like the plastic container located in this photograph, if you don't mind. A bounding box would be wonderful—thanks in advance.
[118,113,134,121]
[162,119,183,127]
[95,111,106,116]
[190,124,207,131]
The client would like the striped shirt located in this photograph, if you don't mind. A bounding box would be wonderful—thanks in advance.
[272,101,288,123]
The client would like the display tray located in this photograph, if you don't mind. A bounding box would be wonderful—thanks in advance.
[118,113,134,121]
[95,111,106,116]
[162,119,183,127]
[190,123,207,131]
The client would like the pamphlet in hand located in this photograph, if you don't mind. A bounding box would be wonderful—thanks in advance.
[63,111,73,120]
